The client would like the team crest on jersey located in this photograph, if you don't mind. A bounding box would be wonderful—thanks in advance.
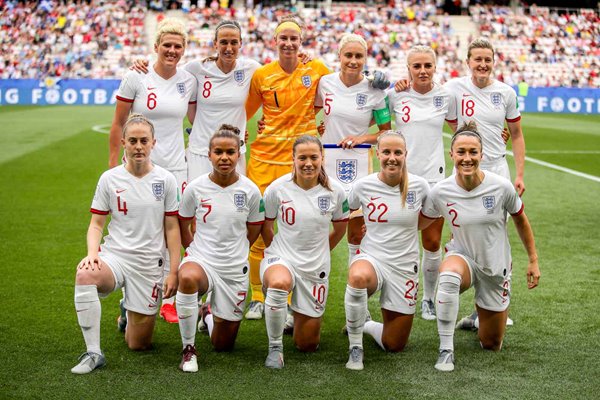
[356,93,368,108]
[234,193,247,210]
[482,195,496,211]
[177,82,186,96]
[490,92,502,107]
[433,96,444,109]
[152,182,165,200]
[406,191,416,207]
[317,196,331,214]
[301,75,312,87]
[336,159,357,184]
[234,70,244,84]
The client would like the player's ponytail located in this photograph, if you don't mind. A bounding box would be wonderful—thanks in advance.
[377,131,409,207]
[292,135,332,191]
[451,121,482,151]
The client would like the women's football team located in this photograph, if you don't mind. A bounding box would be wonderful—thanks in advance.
[71,16,540,375]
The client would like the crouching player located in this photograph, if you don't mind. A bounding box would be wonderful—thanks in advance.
[176,125,264,372]
[72,114,180,374]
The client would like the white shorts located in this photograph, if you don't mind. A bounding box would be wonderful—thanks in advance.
[260,256,328,318]
[180,255,248,322]
[169,169,188,199]
[447,250,512,312]
[187,150,246,182]
[100,251,163,316]
[352,253,419,315]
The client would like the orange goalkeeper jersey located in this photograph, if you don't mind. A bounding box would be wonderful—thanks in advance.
[245,59,330,165]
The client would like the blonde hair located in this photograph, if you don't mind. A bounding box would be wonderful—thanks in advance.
[123,113,154,138]
[292,135,331,191]
[406,45,436,65]
[275,15,303,38]
[155,18,187,47]
[376,131,409,208]
[467,37,495,60]
[338,33,367,54]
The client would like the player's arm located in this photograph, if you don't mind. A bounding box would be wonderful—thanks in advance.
[262,219,275,248]
[163,215,181,298]
[445,119,458,133]
[511,211,540,289]
[78,213,107,271]
[247,223,263,247]
[507,119,526,196]
[329,220,348,250]
[245,75,262,122]
[179,217,194,249]
[108,100,132,168]
[187,102,196,125]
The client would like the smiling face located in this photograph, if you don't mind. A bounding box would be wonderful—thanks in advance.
[467,47,494,86]
[209,136,240,176]
[154,33,185,68]
[215,27,241,68]
[407,51,435,91]
[340,41,366,80]
[450,134,483,178]
[122,123,155,167]
[293,142,323,184]
[376,134,406,178]
[276,28,301,61]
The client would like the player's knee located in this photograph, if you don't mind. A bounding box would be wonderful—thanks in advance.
[75,269,97,286]
[347,231,364,245]
[212,338,236,352]
[347,269,370,289]
[421,236,441,252]
[295,338,319,353]
[480,336,503,351]
[383,338,407,353]
[177,269,199,292]
[266,277,292,292]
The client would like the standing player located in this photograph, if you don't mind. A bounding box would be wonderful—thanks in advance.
[344,132,430,370]
[109,18,197,324]
[315,33,392,266]
[175,125,264,373]
[72,114,180,374]
[444,38,525,329]
[243,16,331,321]
[420,123,540,372]
[260,136,348,369]
[388,45,457,320]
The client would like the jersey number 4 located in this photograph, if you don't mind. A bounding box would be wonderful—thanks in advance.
[117,196,128,215]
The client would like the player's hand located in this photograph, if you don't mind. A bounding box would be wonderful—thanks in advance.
[369,70,390,90]
[317,121,325,136]
[130,58,149,74]
[526,259,540,289]
[78,255,103,271]
[514,177,525,196]
[244,129,249,145]
[257,117,265,134]
[339,136,362,149]
[298,51,313,64]
[163,273,178,299]
[501,127,510,143]
[394,79,410,92]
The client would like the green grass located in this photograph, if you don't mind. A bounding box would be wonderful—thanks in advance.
[0,107,599,399]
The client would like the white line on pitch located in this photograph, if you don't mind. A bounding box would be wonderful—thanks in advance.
[92,124,110,134]
[442,133,600,183]
[525,150,600,154]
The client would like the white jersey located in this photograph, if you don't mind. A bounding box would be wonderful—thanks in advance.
[179,174,264,278]
[444,76,521,165]
[387,84,457,183]
[263,173,349,277]
[421,172,524,277]
[348,173,429,271]
[91,165,179,271]
[315,74,388,144]
[184,58,260,156]
[116,68,198,171]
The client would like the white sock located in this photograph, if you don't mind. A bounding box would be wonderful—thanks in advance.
[265,288,288,348]
[176,291,198,348]
[347,244,360,268]
[421,248,442,302]
[436,272,461,351]
[205,313,214,337]
[74,285,102,354]
[344,285,368,349]
[364,320,385,350]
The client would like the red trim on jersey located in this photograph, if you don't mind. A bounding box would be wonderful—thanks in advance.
[90,208,109,215]
[506,116,521,123]
[165,211,179,216]
[445,118,458,124]
[248,220,265,225]
[265,217,276,221]
[178,214,194,221]
[332,218,349,222]
[188,101,197,104]
[419,210,437,220]
[510,203,525,217]
[116,95,134,103]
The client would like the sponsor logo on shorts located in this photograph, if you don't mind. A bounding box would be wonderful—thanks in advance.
[336,159,357,184]
[148,303,157,308]
[433,96,444,109]
[234,70,244,84]
[177,82,186,96]
[267,257,280,264]
[152,182,165,200]
[356,93,368,108]
[301,75,312,87]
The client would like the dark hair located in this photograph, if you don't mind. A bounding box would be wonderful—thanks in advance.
[292,135,331,191]
[203,20,242,63]
[208,124,241,150]
[376,130,409,207]
[451,121,483,150]
[123,113,154,138]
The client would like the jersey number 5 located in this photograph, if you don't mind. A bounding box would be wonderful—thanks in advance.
[324,97,332,115]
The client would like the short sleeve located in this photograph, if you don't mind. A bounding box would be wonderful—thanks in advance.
[164,172,179,215]
[332,185,350,222]
[247,185,265,224]
[115,71,138,103]
[505,89,521,122]
[347,182,361,211]
[178,183,196,220]
[263,183,279,220]
[90,172,110,214]
[503,181,523,216]
[189,76,198,103]
[421,188,441,219]
[445,92,458,123]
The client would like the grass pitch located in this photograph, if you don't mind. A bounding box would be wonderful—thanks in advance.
[0,106,598,399]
